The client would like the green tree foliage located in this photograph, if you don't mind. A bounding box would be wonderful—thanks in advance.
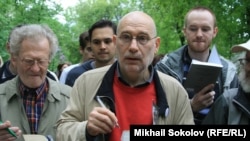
[0,0,75,71]
[0,0,249,71]
[141,0,250,58]
[62,0,142,65]
[68,0,140,42]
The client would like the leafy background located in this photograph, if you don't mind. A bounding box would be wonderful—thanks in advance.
[0,0,249,71]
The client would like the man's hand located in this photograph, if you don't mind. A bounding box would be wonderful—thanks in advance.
[0,120,22,141]
[86,107,118,136]
[191,84,215,112]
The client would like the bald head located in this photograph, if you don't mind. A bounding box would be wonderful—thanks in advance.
[115,11,160,87]
[117,11,157,36]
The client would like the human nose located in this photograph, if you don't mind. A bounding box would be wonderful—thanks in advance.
[196,28,203,37]
[30,61,41,71]
[129,38,139,51]
[100,41,107,49]
[90,52,94,57]
[129,37,141,47]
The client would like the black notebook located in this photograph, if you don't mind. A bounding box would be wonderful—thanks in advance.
[183,45,223,93]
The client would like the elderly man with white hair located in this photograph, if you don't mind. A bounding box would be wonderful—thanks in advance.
[203,40,250,124]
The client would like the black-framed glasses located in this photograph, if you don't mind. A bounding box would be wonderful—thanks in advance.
[238,58,250,66]
[21,58,50,67]
[118,33,157,46]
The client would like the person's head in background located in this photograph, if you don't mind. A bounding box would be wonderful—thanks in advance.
[231,40,250,93]
[9,24,58,88]
[79,31,94,62]
[183,6,218,59]
[88,19,117,68]
[57,61,71,79]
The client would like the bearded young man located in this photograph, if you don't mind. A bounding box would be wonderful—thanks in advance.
[155,6,239,125]
[203,40,250,124]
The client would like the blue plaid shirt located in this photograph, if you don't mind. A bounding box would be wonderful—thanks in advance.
[19,79,48,134]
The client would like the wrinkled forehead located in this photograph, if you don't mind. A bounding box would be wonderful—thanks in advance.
[118,12,156,35]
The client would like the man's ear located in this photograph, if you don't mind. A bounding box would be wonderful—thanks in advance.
[213,26,218,38]
[182,27,187,38]
[10,54,17,67]
[154,37,161,54]
[113,35,117,46]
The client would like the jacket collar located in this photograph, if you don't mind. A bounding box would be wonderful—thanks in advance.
[233,86,250,118]
[95,61,169,117]
[5,76,62,102]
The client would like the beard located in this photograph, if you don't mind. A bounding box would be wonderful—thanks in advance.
[238,68,250,93]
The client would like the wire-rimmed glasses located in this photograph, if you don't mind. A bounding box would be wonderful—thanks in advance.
[21,58,50,68]
[118,33,157,46]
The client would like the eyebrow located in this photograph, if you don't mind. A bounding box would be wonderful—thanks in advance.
[92,37,112,41]
[120,32,151,37]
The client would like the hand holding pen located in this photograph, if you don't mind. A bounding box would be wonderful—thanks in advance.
[86,96,120,136]
[0,120,21,141]
[96,96,120,128]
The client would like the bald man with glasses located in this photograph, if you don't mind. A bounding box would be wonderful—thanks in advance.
[56,11,193,141]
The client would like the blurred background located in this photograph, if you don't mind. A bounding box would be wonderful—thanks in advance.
[0,0,249,71]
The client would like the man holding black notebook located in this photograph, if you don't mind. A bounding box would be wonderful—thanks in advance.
[155,6,239,124]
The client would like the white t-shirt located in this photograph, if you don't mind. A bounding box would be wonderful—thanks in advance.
[47,70,59,82]
[59,63,80,84]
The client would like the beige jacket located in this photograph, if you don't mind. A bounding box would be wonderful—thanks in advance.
[56,62,194,141]
[0,77,71,141]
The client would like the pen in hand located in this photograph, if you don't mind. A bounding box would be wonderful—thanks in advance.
[96,96,120,128]
[0,120,17,138]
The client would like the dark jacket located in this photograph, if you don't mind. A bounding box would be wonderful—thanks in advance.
[155,45,239,124]
[65,60,94,86]
[203,86,250,124]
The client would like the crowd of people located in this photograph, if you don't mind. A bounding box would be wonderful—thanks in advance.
[0,5,249,141]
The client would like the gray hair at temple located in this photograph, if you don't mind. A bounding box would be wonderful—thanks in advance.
[9,24,58,60]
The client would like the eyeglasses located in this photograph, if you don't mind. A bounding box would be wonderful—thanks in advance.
[238,58,250,66]
[118,33,157,46]
[21,58,50,67]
